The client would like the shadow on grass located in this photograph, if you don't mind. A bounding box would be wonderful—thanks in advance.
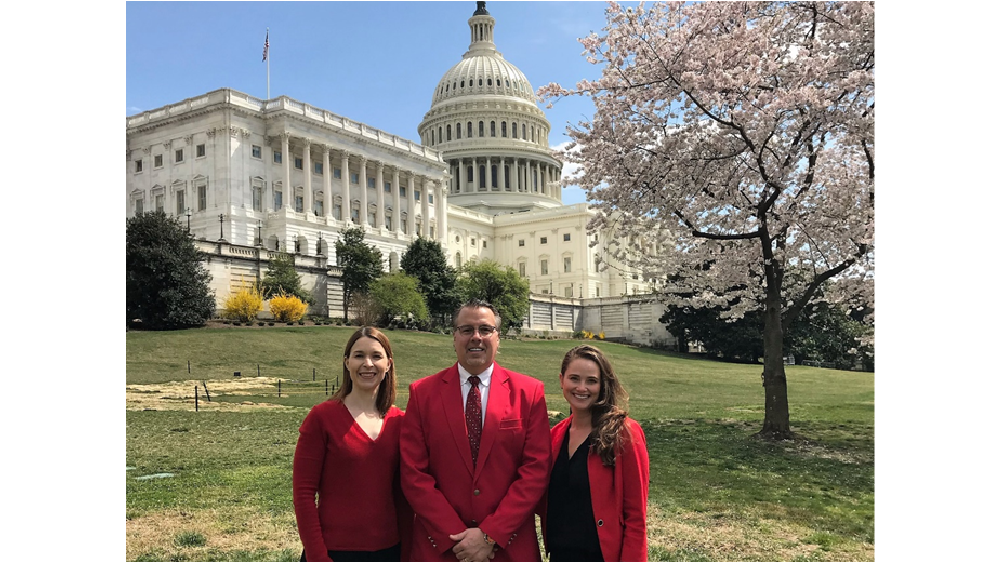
[641,418,874,543]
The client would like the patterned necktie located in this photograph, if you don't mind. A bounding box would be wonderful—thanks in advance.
[466,375,483,467]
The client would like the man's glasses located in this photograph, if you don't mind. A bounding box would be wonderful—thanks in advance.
[455,325,498,337]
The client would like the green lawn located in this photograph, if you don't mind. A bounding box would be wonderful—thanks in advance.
[126,326,873,562]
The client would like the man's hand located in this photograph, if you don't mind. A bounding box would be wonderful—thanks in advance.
[449,527,496,562]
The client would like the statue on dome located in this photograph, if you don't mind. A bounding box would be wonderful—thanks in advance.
[474,2,489,16]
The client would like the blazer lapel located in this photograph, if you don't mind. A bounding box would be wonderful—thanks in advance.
[440,364,475,476]
[474,364,510,481]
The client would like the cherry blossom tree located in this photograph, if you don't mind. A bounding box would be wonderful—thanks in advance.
[539,1,874,439]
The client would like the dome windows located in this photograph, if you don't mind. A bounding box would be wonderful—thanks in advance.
[461,80,465,88]
[487,78,492,86]
[506,79,510,88]
[456,122,461,139]
[479,78,483,86]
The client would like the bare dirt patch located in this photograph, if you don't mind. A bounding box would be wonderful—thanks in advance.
[126,507,300,560]
[126,377,296,412]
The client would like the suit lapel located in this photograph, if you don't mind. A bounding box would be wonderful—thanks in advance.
[474,364,510,481]
[440,364,475,476]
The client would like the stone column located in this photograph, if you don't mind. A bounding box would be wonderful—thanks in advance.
[512,158,519,192]
[406,173,416,236]
[323,146,333,218]
[281,133,291,204]
[302,139,311,209]
[392,167,402,234]
[340,151,350,222]
[359,157,368,228]
[437,180,448,245]
[486,156,493,190]
[456,159,464,193]
[376,162,386,231]
[421,176,430,238]
[499,157,506,191]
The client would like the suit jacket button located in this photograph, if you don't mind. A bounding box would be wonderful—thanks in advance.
[473,489,480,495]
[597,519,604,527]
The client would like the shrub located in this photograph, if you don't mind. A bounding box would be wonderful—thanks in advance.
[257,321,264,326]
[269,292,308,322]
[268,322,274,326]
[222,280,263,323]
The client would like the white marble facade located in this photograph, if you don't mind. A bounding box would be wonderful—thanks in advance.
[125,2,650,301]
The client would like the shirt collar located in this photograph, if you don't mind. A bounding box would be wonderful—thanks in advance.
[457,362,494,386]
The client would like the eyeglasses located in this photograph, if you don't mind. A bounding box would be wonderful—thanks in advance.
[455,324,498,337]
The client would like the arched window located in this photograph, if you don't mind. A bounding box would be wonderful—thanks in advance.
[513,122,518,138]
[446,124,452,141]
[439,126,443,143]
[478,78,483,86]
[479,121,484,137]
[491,165,497,189]
[504,165,510,190]
[479,165,486,190]
[467,165,474,183]
[487,78,492,86]
[461,80,465,88]
[446,84,449,92]
[456,252,462,268]
[490,121,496,137]
[468,122,473,137]
[501,122,507,137]
[456,123,461,139]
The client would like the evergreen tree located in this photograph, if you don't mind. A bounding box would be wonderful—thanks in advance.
[126,211,215,330]
[400,237,461,325]
[261,252,312,304]
[334,226,383,319]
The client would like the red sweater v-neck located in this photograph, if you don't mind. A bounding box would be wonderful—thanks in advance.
[293,399,406,561]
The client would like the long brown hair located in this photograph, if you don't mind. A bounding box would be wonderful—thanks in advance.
[332,326,396,417]
[561,344,630,467]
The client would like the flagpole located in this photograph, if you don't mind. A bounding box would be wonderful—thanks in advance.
[266,28,270,100]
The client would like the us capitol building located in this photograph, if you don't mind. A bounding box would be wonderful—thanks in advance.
[125,2,674,346]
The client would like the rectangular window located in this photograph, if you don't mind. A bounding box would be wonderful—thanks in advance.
[334,167,342,179]
[197,185,207,211]
[386,215,392,230]
[429,194,434,204]
[518,263,525,277]
[385,182,392,193]
[540,237,548,244]
[564,257,572,273]
[295,196,304,213]
[253,186,262,212]
[415,190,421,201]
[430,226,435,238]
[273,151,282,164]
[313,200,323,215]
[518,239,524,247]
[155,194,164,213]
[135,160,143,173]
[563,233,571,241]
[596,286,601,297]
[471,238,476,245]
[540,259,548,275]
[154,154,163,167]
[564,286,573,298]
[313,162,322,175]
[175,149,184,163]
[251,145,261,159]
[351,173,360,185]
[483,240,487,248]
[351,208,360,223]
[402,218,408,234]
[334,203,342,220]
[198,144,207,158]
[176,192,185,216]
[134,199,143,214]
[274,190,283,211]
[294,158,303,170]
[399,186,406,198]
[367,177,376,188]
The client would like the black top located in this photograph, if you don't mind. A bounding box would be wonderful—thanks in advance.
[546,429,603,557]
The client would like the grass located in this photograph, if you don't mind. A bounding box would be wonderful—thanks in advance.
[127,327,873,562]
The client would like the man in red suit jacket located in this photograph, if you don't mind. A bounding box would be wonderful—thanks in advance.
[401,299,551,562]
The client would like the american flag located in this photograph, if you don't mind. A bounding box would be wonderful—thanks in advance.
[262,31,269,62]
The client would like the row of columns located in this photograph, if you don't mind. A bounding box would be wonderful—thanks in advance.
[450,157,561,201]
[276,133,448,244]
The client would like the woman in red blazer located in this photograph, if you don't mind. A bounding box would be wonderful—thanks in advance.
[540,344,650,562]
[292,327,412,562]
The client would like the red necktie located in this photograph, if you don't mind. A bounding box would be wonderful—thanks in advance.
[466,375,483,467]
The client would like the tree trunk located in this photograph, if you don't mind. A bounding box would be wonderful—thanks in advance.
[758,289,792,440]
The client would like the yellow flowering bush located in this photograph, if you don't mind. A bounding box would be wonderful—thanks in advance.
[223,282,263,323]
[269,291,308,322]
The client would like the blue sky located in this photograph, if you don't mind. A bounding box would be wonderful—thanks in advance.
[126,1,626,205]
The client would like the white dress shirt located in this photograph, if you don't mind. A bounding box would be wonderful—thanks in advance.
[457,362,493,425]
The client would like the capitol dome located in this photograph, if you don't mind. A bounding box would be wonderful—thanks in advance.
[418,1,563,215]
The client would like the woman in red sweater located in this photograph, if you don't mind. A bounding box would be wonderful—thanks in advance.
[293,327,411,562]
[540,344,650,562]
